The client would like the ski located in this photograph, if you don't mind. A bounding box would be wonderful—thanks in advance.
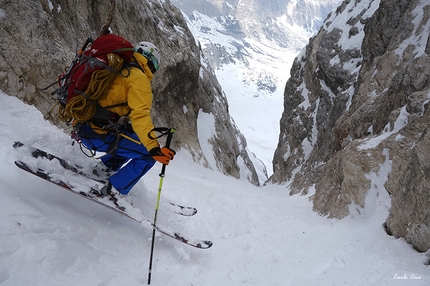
[13,141,198,216]
[14,160,212,249]
[13,141,106,183]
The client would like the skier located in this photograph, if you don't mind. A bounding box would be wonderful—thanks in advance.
[76,41,175,196]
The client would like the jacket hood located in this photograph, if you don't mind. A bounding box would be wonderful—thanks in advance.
[133,52,154,81]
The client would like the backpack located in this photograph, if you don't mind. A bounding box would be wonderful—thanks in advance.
[53,34,143,125]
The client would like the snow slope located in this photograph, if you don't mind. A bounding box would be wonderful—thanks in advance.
[0,91,429,285]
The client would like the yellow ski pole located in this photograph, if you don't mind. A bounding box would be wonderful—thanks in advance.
[147,127,175,285]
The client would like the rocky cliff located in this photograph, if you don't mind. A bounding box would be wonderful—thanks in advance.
[271,0,430,252]
[0,0,259,185]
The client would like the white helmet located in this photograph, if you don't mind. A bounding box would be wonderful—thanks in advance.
[135,41,161,73]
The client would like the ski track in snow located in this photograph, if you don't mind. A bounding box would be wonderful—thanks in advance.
[0,92,429,285]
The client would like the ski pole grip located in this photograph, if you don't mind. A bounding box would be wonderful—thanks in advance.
[164,128,175,149]
[155,127,175,177]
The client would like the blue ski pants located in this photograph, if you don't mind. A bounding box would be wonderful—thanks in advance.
[78,124,156,194]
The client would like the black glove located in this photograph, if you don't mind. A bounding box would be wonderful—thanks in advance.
[149,147,176,165]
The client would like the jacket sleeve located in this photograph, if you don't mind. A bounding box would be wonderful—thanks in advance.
[126,69,159,151]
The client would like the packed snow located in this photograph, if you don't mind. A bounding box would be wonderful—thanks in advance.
[1,90,429,285]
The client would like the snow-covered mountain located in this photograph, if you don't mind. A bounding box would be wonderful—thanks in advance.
[173,0,430,253]
[171,0,341,174]
[1,87,429,286]
[0,1,430,284]
[270,0,430,252]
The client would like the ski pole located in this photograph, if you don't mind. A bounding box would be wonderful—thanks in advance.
[147,127,175,285]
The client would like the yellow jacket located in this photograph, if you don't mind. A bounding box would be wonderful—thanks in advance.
[92,52,159,151]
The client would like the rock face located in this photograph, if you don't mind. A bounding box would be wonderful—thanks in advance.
[0,0,259,185]
[271,0,430,252]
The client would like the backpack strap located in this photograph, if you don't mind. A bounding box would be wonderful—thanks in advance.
[91,57,144,125]
[126,56,145,74]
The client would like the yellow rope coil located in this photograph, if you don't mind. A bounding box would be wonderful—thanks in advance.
[57,53,124,123]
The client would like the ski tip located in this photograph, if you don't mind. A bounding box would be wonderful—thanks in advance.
[15,160,29,169]
[203,240,213,249]
[13,141,24,149]
[197,240,213,249]
[169,202,198,216]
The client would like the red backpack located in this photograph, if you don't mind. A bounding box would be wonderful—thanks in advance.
[54,34,137,108]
